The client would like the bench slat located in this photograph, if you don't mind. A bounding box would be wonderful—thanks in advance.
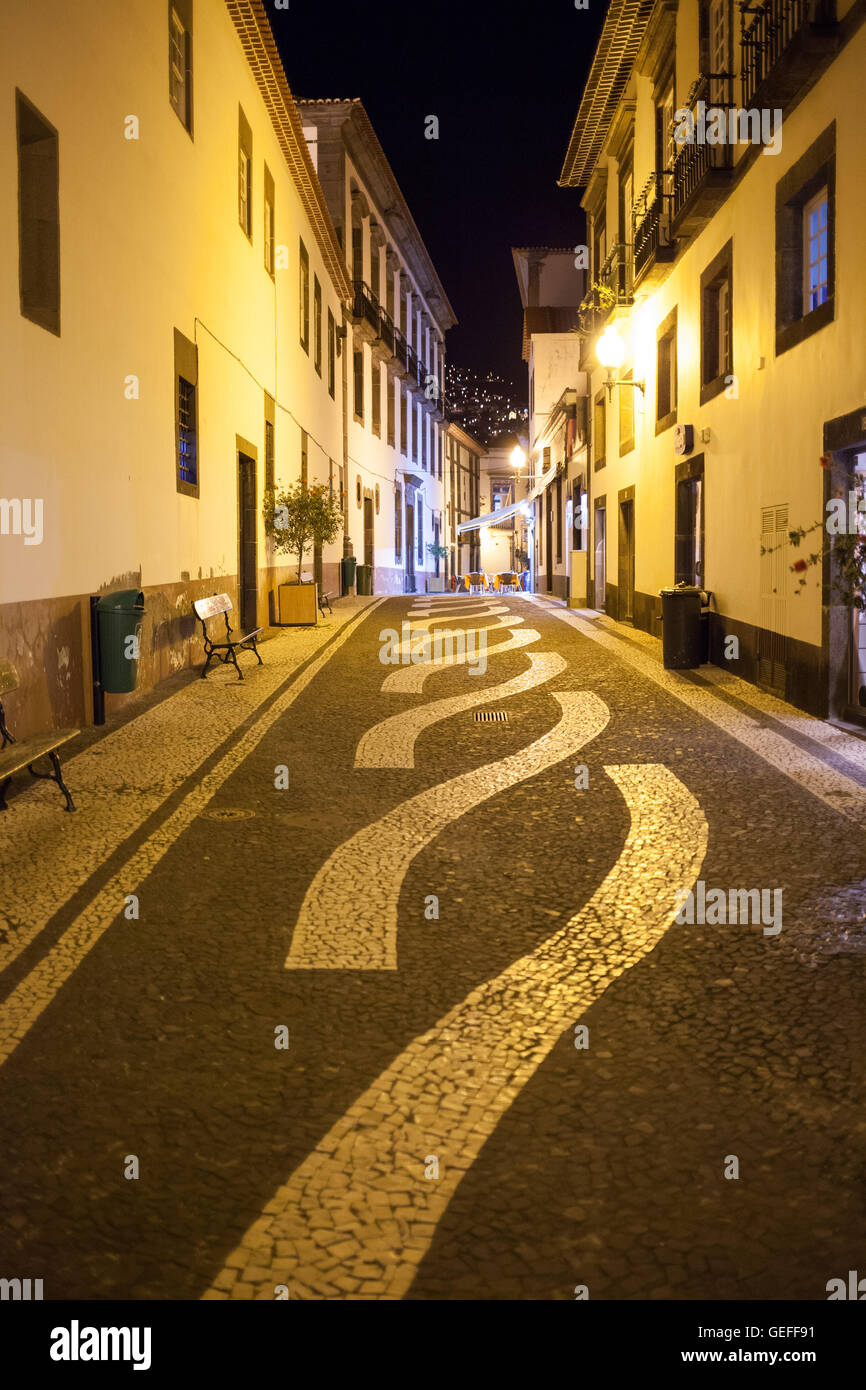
[204,627,263,648]
[0,729,78,776]
[194,593,232,620]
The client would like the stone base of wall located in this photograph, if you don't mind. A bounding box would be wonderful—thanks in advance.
[0,562,316,739]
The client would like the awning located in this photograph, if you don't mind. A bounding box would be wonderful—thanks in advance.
[456,466,557,535]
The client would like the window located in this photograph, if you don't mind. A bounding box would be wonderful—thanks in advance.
[353,350,363,420]
[300,430,308,487]
[238,107,252,240]
[700,240,733,404]
[264,419,274,491]
[400,384,407,453]
[263,165,275,276]
[417,502,424,561]
[395,487,402,561]
[177,378,196,486]
[299,239,309,351]
[372,360,381,436]
[593,391,606,470]
[314,276,322,376]
[174,329,198,496]
[556,474,563,562]
[16,92,60,335]
[619,160,633,247]
[775,123,835,356]
[593,212,606,282]
[327,308,335,398]
[264,394,275,493]
[169,4,192,132]
[803,189,828,314]
[619,371,635,455]
[387,377,396,445]
[656,307,677,432]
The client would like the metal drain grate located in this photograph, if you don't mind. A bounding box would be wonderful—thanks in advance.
[475,710,509,723]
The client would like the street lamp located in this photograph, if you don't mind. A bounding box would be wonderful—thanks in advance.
[510,445,527,470]
[597,324,645,401]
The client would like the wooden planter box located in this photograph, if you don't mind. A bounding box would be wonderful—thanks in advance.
[277,582,318,626]
[426,577,445,594]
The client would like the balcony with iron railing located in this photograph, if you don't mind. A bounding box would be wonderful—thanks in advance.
[578,241,634,354]
[350,279,381,342]
[740,0,837,111]
[373,305,395,362]
[670,74,736,237]
[632,173,677,288]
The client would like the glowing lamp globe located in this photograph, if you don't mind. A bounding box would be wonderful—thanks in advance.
[510,445,527,469]
[596,325,626,371]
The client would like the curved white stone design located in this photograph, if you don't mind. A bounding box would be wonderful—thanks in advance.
[406,603,508,625]
[358,651,565,769]
[209,761,707,1301]
[381,627,541,695]
[286,690,609,972]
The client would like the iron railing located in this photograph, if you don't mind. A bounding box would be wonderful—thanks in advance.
[351,279,380,333]
[671,74,735,223]
[375,306,395,354]
[739,0,832,108]
[633,172,674,280]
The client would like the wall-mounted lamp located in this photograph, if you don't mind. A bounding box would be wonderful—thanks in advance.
[597,325,644,402]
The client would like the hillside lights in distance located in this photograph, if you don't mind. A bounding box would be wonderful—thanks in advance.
[596,325,645,402]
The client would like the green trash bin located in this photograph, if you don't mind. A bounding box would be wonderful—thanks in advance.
[97,589,146,693]
[340,555,357,596]
[356,564,373,596]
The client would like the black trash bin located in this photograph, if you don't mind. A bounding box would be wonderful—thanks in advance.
[97,589,146,693]
[340,556,357,596]
[356,563,373,596]
[660,585,703,669]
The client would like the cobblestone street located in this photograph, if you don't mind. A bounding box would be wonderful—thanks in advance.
[2,595,865,1301]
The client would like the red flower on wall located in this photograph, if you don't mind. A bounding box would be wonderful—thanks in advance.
[792,559,809,572]
[819,454,831,469]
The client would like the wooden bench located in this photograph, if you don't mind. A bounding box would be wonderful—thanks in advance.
[193,593,263,681]
[300,571,333,616]
[0,661,77,812]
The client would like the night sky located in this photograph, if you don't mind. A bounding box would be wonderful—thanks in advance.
[272,0,604,392]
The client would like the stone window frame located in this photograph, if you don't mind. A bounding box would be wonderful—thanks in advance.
[168,0,193,137]
[656,305,678,435]
[619,369,636,456]
[313,275,322,377]
[775,122,835,359]
[237,106,252,242]
[16,89,60,337]
[700,239,733,406]
[174,328,199,498]
[263,163,275,278]
[299,238,310,353]
[593,390,606,472]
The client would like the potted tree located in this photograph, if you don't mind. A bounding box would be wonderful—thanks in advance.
[263,482,343,625]
[425,542,448,594]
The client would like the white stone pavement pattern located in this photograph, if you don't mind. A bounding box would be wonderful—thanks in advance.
[356,650,566,769]
[286,691,610,972]
[391,614,526,662]
[381,627,541,694]
[0,599,383,977]
[534,602,866,830]
[403,604,508,630]
[206,761,707,1300]
[0,601,387,1068]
